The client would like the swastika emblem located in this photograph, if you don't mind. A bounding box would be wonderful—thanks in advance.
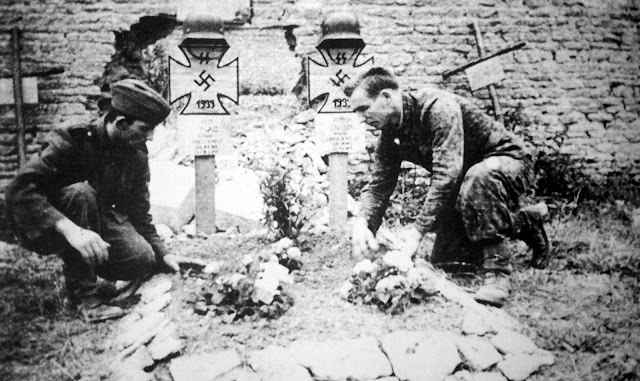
[169,45,239,115]
[307,46,374,113]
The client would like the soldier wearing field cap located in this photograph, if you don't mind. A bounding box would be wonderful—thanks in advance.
[6,79,202,319]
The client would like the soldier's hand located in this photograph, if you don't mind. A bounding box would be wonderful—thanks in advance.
[352,218,379,259]
[66,227,110,266]
[161,254,207,273]
[397,225,422,258]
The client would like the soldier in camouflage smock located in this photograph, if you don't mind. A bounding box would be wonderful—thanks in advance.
[346,67,549,307]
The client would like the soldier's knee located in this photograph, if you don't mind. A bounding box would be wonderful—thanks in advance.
[465,158,501,183]
[457,161,503,208]
[128,240,156,276]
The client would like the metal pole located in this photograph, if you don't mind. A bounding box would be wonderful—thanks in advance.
[11,27,26,167]
[472,21,504,125]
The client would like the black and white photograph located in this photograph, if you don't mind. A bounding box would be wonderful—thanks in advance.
[0,0,638,380]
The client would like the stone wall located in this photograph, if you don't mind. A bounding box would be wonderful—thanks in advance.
[0,0,639,197]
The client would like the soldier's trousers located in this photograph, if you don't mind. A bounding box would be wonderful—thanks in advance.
[26,182,156,299]
[429,155,534,271]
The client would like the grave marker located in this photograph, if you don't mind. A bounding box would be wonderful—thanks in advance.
[307,11,374,231]
[169,15,239,234]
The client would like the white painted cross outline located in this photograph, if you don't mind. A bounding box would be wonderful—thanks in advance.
[169,46,239,115]
[307,47,374,113]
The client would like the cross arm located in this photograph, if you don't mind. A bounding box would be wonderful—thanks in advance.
[442,42,526,80]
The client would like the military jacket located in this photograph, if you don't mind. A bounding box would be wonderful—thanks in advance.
[6,117,168,259]
[360,88,530,234]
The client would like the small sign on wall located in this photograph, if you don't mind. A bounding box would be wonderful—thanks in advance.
[465,57,505,91]
[0,77,38,105]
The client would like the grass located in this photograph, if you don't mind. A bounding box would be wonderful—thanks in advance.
[507,201,640,380]
[0,245,104,381]
[0,200,638,380]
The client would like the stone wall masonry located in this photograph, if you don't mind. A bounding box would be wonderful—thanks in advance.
[0,0,639,203]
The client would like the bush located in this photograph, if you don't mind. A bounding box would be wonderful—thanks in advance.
[383,169,430,228]
[257,166,311,240]
[342,256,438,314]
[199,261,295,323]
[502,104,640,205]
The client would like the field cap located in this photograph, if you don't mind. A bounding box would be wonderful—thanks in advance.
[110,79,171,125]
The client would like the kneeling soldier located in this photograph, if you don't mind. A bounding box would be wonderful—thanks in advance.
[7,79,201,319]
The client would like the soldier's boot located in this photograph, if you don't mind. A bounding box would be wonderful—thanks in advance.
[516,202,550,269]
[474,240,512,308]
[65,273,124,323]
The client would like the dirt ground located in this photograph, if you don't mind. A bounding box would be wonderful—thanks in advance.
[1,203,639,381]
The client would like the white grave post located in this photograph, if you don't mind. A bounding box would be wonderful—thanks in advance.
[307,12,374,231]
[169,15,239,234]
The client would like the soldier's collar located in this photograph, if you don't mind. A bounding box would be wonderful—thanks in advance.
[95,115,110,148]
[396,92,415,135]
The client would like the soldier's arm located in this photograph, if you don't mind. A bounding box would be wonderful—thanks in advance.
[414,97,464,234]
[128,152,170,260]
[6,129,75,241]
[128,152,207,271]
[359,132,402,234]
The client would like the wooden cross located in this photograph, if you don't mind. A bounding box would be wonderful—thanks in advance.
[443,21,525,124]
[1,27,64,167]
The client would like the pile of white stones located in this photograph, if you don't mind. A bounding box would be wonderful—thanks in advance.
[108,276,184,381]
[166,322,555,381]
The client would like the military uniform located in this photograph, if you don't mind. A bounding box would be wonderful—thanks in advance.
[6,117,168,298]
[359,88,534,268]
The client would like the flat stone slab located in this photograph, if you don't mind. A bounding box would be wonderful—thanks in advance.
[445,370,507,381]
[462,311,493,336]
[136,277,172,303]
[134,292,172,315]
[474,373,508,381]
[115,312,167,349]
[380,330,461,381]
[247,345,313,381]
[497,352,555,381]
[147,324,184,361]
[490,330,539,355]
[290,336,392,380]
[169,351,243,381]
[110,365,154,381]
[456,336,503,370]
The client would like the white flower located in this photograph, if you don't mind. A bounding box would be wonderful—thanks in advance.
[220,273,246,288]
[353,259,376,275]
[241,254,254,267]
[375,275,408,304]
[252,277,280,304]
[273,237,294,254]
[375,275,408,293]
[406,267,426,287]
[383,251,414,272]
[259,262,294,285]
[203,261,223,275]
[339,281,353,300]
[286,247,302,260]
